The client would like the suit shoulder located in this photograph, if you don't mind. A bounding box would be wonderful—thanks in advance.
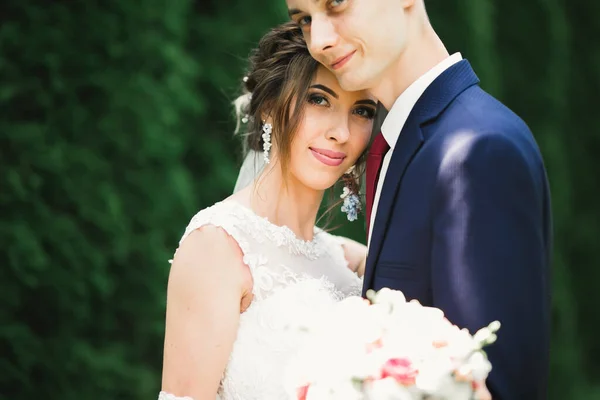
[437,131,527,173]
[451,86,531,136]
[428,86,544,164]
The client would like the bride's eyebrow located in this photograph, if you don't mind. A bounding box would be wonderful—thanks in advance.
[355,100,377,107]
[310,84,338,99]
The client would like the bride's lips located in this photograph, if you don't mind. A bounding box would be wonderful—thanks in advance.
[310,147,346,167]
[331,50,356,70]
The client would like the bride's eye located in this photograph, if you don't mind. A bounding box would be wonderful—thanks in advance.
[308,94,330,107]
[353,107,376,120]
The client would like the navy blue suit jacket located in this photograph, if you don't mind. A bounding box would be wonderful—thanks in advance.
[363,60,552,400]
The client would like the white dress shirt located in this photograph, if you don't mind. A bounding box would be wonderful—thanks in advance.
[367,53,463,247]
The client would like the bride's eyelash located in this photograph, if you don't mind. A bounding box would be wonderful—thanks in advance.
[307,93,330,106]
[308,93,376,120]
[353,107,376,120]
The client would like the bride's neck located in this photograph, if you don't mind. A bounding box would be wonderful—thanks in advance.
[250,163,324,241]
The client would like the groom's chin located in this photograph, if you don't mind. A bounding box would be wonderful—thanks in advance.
[333,69,373,93]
[336,73,369,92]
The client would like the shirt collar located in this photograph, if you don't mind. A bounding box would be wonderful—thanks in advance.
[381,52,463,149]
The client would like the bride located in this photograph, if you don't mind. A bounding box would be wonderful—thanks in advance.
[159,21,377,400]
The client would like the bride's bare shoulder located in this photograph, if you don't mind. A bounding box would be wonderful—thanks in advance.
[175,225,244,269]
[169,223,253,304]
[170,199,256,284]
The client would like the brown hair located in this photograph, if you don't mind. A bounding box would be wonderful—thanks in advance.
[234,21,319,178]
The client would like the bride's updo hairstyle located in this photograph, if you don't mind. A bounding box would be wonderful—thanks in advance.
[233,22,319,177]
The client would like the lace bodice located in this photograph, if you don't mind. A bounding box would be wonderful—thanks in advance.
[160,201,363,400]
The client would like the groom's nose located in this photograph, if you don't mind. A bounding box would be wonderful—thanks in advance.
[309,15,339,56]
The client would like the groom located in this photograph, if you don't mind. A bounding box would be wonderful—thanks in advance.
[287,0,551,399]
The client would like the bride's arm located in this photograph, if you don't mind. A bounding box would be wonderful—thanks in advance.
[337,236,367,277]
[161,226,253,400]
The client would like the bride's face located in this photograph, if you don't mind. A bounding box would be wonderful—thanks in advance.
[288,66,376,191]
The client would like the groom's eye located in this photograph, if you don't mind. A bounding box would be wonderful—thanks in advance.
[329,0,347,8]
[298,15,312,27]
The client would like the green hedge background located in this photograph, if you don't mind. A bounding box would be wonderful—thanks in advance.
[1,0,598,398]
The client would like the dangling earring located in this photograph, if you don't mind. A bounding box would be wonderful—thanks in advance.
[262,121,272,164]
[340,165,362,222]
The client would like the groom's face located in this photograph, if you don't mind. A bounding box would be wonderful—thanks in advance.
[286,0,412,92]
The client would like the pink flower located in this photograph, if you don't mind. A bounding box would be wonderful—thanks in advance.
[472,380,493,400]
[381,358,418,386]
[297,384,309,400]
[366,337,384,353]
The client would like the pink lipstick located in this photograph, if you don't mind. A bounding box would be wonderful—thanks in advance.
[310,147,346,167]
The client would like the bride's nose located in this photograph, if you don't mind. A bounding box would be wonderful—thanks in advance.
[325,120,350,143]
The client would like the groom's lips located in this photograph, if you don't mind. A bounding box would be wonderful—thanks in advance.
[331,51,356,70]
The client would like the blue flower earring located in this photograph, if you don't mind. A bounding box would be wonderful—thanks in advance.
[340,165,362,222]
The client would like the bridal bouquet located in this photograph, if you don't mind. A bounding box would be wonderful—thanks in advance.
[284,288,500,400]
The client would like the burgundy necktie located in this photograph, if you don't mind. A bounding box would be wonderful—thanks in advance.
[366,133,390,238]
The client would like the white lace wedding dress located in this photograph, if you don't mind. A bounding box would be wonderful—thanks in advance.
[159,200,363,400]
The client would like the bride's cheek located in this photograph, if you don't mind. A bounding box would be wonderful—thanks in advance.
[351,125,372,153]
[301,111,324,140]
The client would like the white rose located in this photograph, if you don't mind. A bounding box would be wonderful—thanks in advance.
[365,378,415,400]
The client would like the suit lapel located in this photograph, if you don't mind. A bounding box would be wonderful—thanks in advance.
[362,60,481,294]
[363,118,423,293]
